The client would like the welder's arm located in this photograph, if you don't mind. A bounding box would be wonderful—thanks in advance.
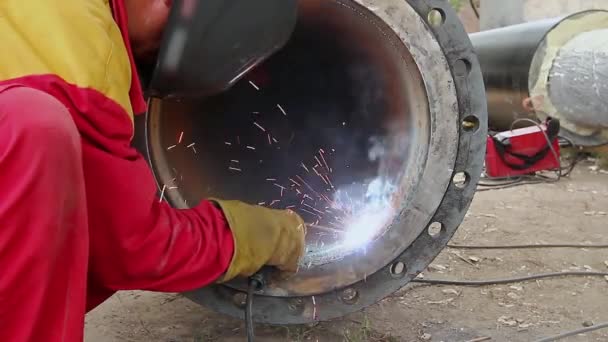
[84,142,231,292]
[83,139,304,292]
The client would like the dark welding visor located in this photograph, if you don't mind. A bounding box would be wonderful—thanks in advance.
[146,0,297,99]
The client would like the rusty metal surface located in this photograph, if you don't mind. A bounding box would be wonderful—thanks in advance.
[142,0,487,324]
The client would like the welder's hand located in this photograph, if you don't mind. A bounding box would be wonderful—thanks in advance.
[212,200,306,283]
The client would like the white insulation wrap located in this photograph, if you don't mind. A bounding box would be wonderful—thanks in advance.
[528,10,608,144]
[549,29,608,129]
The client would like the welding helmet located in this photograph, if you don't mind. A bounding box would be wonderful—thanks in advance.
[145,0,297,99]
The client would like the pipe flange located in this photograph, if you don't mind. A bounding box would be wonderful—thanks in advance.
[171,0,488,324]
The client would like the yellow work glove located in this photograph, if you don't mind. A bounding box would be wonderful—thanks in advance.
[212,200,306,282]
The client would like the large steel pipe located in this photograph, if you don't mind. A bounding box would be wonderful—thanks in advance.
[141,0,486,324]
[471,10,608,146]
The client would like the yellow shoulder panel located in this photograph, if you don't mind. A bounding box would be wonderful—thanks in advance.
[0,0,133,118]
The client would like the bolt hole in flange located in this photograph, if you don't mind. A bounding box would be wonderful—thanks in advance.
[233,292,247,308]
[462,115,480,132]
[287,298,305,315]
[427,221,444,238]
[428,8,446,27]
[452,171,470,189]
[390,261,407,278]
[341,288,359,305]
[453,58,472,77]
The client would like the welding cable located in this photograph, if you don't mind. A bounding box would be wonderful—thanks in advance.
[559,152,585,177]
[533,322,608,342]
[411,271,608,286]
[477,175,537,187]
[476,178,549,191]
[469,0,480,19]
[245,274,265,342]
[447,243,608,249]
[245,280,256,342]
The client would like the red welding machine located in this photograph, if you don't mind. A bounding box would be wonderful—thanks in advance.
[485,120,561,178]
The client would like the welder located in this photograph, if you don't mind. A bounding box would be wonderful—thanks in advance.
[0,1,305,341]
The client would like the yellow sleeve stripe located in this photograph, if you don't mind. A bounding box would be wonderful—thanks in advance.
[0,0,134,119]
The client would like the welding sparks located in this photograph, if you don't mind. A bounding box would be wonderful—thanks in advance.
[248,80,260,90]
[304,203,324,215]
[266,178,277,181]
[192,147,197,154]
[272,137,279,143]
[228,167,242,172]
[159,184,166,203]
[314,156,322,168]
[300,208,319,217]
[301,162,310,173]
[312,296,317,320]
[267,134,272,145]
[230,159,240,163]
[166,144,177,150]
[327,176,335,189]
[178,131,184,144]
[296,175,321,199]
[273,183,286,197]
[313,167,322,178]
[225,141,232,146]
[277,104,287,116]
[253,121,266,132]
[269,200,280,206]
[187,142,196,148]
[169,186,178,190]
[246,145,256,151]
[319,151,330,171]
[289,178,301,187]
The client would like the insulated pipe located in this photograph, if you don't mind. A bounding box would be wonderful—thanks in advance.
[471,10,608,146]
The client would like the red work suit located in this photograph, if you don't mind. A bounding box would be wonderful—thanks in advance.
[0,1,234,341]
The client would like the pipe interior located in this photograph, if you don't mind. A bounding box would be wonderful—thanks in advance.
[151,0,430,264]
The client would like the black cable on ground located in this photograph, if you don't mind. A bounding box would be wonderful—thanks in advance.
[412,271,608,286]
[533,322,608,342]
[447,243,608,249]
[476,180,547,192]
[469,0,480,18]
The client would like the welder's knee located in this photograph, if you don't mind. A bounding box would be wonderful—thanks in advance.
[0,86,80,157]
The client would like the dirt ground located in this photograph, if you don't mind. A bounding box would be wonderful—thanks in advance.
[85,162,608,342]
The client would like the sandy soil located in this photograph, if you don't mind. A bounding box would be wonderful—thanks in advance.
[85,163,608,342]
